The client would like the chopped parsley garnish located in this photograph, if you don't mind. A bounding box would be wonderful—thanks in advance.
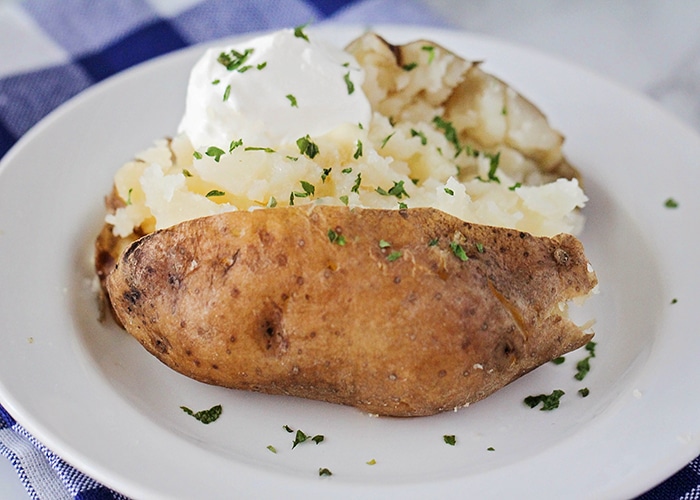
[229,138,243,152]
[501,106,508,115]
[551,356,566,365]
[351,172,362,193]
[327,229,346,246]
[398,202,408,209]
[444,187,454,196]
[237,65,252,73]
[578,388,590,398]
[671,298,678,304]
[180,404,222,424]
[212,78,220,85]
[410,128,427,145]
[376,186,388,196]
[574,341,596,381]
[343,72,355,94]
[450,241,468,262]
[245,146,275,153]
[126,188,133,205]
[402,62,418,71]
[524,389,565,411]
[443,434,456,446]
[664,197,679,208]
[321,168,332,182]
[257,61,267,70]
[283,424,294,433]
[267,445,277,453]
[509,182,522,191]
[299,180,315,197]
[318,468,333,477]
[386,251,402,262]
[428,237,439,246]
[294,24,309,42]
[205,189,226,197]
[296,135,320,158]
[217,47,254,71]
[432,116,462,156]
[366,459,377,465]
[388,180,410,199]
[487,447,495,451]
[354,139,363,159]
[342,167,353,174]
[286,155,298,161]
[378,240,392,248]
[205,146,226,162]
[485,152,501,183]
[267,196,277,208]
[182,169,192,177]
[286,94,298,107]
[381,132,395,148]
[422,45,436,63]
[222,85,230,101]
[475,242,485,253]
[289,427,325,449]
[339,195,349,206]
[193,151,202,160]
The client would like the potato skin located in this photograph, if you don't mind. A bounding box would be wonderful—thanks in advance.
[107,206,597,417]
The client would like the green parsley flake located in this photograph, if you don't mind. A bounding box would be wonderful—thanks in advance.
[318,468,333,477]
[283,424,294,433]
[286,94,298,107]
[126,188,133,205]
[551,356,566,365]
[366,459,377,465]
[229,138,243,152]
[182,169,192,177]
[351,172,362,193]
[509,182,522,191]
[402,62,418,71]
[217,47,254,71]
[578,388,590,398]
[321,168,332,182]
[422,45,436,63]
[444,187,454,196]
[342,167,353,174]
[410,128,427,145]
[205,189,226,198]
[486,152,501,183]
[296,135,320,158]
[388,180,409,199]
[428,237,439,246]
[245,146,275,153]
[267,445,277,454]
[339,195,349,206]
[180,404,222,424]
[205,146,226,162]
[386,251,402,262]
[574,341,596,381]
[257,61,267,70]
[343,72,355,94]
[354,140,363,159]
[501,106,508,115]
[267,196,277,208]
[292,429,308,448]
[212,79,220,85]
[475,242,485,253]
[378,240,391,248]
[300,180,315,197]
[223,84,231,101]
[524,389,565,411]
[671,298,678,304]
[381,132,395,148]
[664,197,679,208]
[487,447,495,451]
[193,151,202,160]
[328,229,346,246]
[443,434,456,446]
[398,202,408,209]
[432,116,462,156]
[294,24,309,42]
[450,241,468,262]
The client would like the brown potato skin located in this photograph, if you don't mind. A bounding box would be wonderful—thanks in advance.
[106,206,597,417]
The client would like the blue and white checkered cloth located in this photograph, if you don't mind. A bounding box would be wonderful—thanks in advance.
[0,1,698,498]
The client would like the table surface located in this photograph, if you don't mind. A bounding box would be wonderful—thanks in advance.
[2,0,699,498]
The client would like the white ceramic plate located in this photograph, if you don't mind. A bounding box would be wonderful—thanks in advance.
[1,24,699,499]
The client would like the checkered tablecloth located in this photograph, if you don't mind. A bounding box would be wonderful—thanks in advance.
[0,0,697,498]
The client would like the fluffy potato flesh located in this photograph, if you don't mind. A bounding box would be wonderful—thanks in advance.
[106,206,597,417]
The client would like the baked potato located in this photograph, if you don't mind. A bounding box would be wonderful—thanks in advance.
[106,205,597,417]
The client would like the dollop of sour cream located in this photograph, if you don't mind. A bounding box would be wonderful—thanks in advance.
[178,28,372,150]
